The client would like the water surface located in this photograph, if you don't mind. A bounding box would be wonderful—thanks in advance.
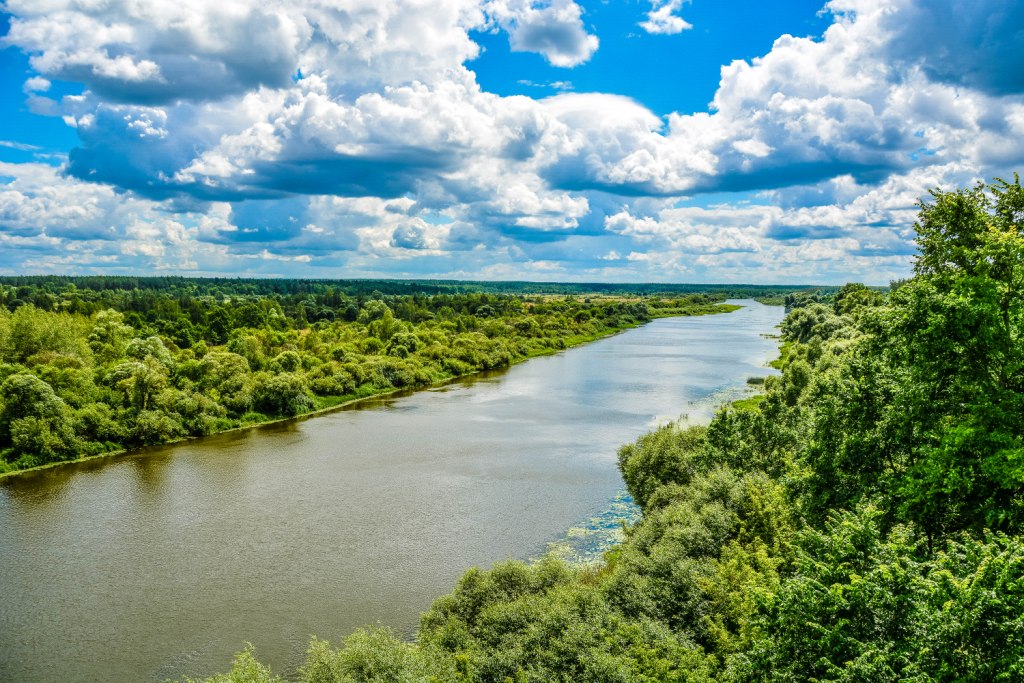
[0,300,783,682]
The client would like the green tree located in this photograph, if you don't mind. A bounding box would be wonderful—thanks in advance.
[108,356,170,411]
[868,177,1024,536]
[2,305,89,362]
[252,372,314,416]
[731,507,1024,683]
[88,309,134,362]
[0,373,78,463]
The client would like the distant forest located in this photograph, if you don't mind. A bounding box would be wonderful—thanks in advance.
[0,275,827,307]
[0,276,779,475]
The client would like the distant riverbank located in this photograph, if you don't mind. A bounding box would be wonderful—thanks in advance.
[0,301,740,481]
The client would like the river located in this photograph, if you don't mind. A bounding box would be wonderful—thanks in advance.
[0,300,783,682]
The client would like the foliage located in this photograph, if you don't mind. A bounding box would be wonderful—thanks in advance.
[617,424,707,509]
[183,645,282,683]
[0,285,738,474]
[791,176,1024,537]
[301,629,462,683]
[730,508,1024,682]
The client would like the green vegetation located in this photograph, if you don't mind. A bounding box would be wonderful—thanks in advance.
[0,281,743,475]
[194,176,1024,682]
[0,276,826,306]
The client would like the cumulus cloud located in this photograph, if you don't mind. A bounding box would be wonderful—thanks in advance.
[22,76,50,93]
[484,0,599,67]
[0,162,383,272]
[16,0,1020,207]
[4,0,299,104]
[832,0,1024,97]
[540,0,1024,197]
[640,1,693,36]
[390,220,444,250]
[1,0,1022,282]
[1,0,491,103]
[0,161,207,271]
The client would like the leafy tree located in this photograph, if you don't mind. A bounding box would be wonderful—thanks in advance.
[252,372,314,417]
[130,409,185,445]
[108,356,170,411]
[301,629,461,683]
[618,424,707,510]
[0,373,77,463]
[270,350,303,373]
[357,300,392,324]
[184,645,281,683]
[886,177,1024,535]
[88,309,134,362]
[731,507,1024,683]
[1,304,89,362]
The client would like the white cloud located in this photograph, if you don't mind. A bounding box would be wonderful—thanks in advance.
[0,141,41,152]
[22,76,50,93]
[828,0,1024,97]
[484,0,599,67]
[640,1,693,36]
[2,0,484,103]
[1,0,1022,283]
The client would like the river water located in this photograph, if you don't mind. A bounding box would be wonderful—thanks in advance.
[0,300,783,682]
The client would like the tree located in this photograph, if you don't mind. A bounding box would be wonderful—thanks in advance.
[0,373,78,463]
[730,507,1024,683]
[886,176,1024,536]
[792,176,1024,539]
[88,309,135,362]
[2,304,89,362]
[108,356,170,411]
[252,372,314,416]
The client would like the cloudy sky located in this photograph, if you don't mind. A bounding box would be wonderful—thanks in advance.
[0,0,1021,284]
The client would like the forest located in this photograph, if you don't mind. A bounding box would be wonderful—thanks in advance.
[192,178,1024,682]
[0,278,760,475]
[0,277,818,306]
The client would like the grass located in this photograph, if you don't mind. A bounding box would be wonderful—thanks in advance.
[731,394,767,412]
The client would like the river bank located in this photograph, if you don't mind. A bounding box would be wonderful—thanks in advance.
[0,301,782,683]
[0,302,740,482]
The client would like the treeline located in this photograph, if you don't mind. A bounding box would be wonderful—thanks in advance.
[196,177,1024,682]
[0,285,733,474]
[0,275,821,315]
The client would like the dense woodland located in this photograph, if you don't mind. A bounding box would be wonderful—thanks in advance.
[0,277,819,308]
[0,278,756,474]
[194,177,1024,682]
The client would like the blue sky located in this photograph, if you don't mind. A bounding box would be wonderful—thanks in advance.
[0,0,1021,283]
[471,1,831,116]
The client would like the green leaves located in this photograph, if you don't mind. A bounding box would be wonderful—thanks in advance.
[0,372,78,464]
[618,425,708,511]
[731,509,1024,683]
[876,178,1024,536]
